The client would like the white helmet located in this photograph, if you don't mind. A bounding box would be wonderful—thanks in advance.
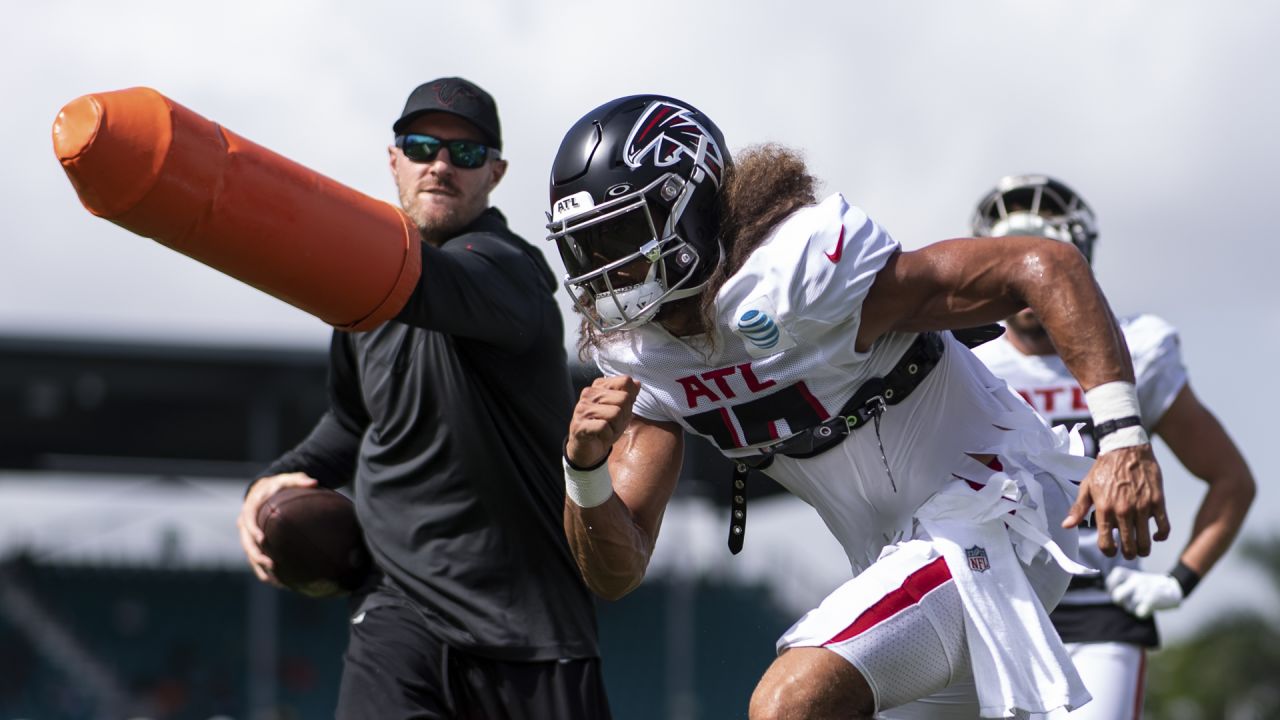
[971,174,1098,263]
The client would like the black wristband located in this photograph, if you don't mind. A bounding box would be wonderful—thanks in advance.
[563,437,609,472]
[1170,561,1202,598]
[1094,415,1143,440]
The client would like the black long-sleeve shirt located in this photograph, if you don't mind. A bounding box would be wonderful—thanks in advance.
[260,208,599,661]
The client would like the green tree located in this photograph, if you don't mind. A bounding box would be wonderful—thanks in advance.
[1145,536,1280,719]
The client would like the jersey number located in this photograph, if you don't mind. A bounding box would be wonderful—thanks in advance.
[683,382,827,449]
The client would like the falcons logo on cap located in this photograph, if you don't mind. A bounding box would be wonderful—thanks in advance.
[623,101,725,187]
[430,79,478,107]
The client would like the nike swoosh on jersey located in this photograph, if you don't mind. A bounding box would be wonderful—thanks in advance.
[824,226,845,263]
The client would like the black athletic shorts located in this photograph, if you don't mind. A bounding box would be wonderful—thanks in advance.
[336,592,612,720]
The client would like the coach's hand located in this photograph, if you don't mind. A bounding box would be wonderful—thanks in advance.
[566,375,641,469]
[237,472,318,586]
[1063,443,1170,559]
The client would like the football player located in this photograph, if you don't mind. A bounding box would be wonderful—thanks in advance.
[970,175,1256,718]
[546,95,1170,718]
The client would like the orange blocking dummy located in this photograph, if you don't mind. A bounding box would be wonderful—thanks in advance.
[52,87,421,332]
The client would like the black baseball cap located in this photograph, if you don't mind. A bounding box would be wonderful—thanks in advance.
[393,77,502,151]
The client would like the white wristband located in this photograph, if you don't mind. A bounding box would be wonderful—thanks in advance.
[1084,381,1149,454]
[1097,425,1148,455]
[564,455,614,508]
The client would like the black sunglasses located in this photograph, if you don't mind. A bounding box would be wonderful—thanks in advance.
[395,134,498,169]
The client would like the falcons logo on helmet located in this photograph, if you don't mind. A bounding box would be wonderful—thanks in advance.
[623,101,725,187]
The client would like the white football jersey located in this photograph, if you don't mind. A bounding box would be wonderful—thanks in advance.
[594,194,1068,572]
[972,314,1188,603]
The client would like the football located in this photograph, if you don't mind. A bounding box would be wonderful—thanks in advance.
[257,486,372,598]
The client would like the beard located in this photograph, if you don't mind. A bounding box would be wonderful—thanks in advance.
[399,183,483,240]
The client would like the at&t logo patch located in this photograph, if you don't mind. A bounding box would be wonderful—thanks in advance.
[732,296,796,358]
[738,311,779,349]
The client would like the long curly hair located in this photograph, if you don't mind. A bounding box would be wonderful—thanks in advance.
[695,143,818,338]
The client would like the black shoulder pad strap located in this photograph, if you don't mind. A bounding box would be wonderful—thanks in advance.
[951,323,1005,349]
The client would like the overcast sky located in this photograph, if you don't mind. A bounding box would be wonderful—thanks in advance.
[2,1,1277,640]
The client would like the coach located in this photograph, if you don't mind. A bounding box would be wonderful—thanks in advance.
[236,77,611,719]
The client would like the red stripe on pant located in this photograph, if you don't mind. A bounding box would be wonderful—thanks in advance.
[1132,649,1147,719]
[824,557,952,645]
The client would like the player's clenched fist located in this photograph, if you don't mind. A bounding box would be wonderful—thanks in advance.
[566,375,641,468]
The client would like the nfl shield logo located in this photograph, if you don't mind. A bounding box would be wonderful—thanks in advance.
[965,545,991,573]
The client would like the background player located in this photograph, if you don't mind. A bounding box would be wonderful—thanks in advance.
[970,174,1256,718]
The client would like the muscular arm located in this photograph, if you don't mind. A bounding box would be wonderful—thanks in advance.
[565,416,684,600]
[563,376,684,600]
[1153,383,1256,576]
[858,236,1132,388]
[860,236,1168,559]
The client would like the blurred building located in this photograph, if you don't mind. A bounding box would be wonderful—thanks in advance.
[0,335,850,720]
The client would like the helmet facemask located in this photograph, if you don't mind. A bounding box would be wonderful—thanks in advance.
[548,172,705,332]
[547,95,730,335]
[971,175,1098,263]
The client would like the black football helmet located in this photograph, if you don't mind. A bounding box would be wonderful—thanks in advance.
[546,95,730,332]
[970,174,1099,263]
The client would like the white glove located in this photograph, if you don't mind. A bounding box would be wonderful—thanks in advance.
[1105,566,1184,619]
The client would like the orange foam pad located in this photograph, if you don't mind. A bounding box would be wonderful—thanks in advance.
[53,87,421,332]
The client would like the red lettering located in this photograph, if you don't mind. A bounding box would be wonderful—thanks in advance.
[1016,389,1033,405]
[677,374,719,409]
[1033,388,1060,413]
[739,363,777,393]
[678,363,777,409]
[701,367,738,399]
[1071,386,1087,412]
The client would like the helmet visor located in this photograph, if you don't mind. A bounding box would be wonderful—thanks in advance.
[560,204,660,293]
[546,173,702,332]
